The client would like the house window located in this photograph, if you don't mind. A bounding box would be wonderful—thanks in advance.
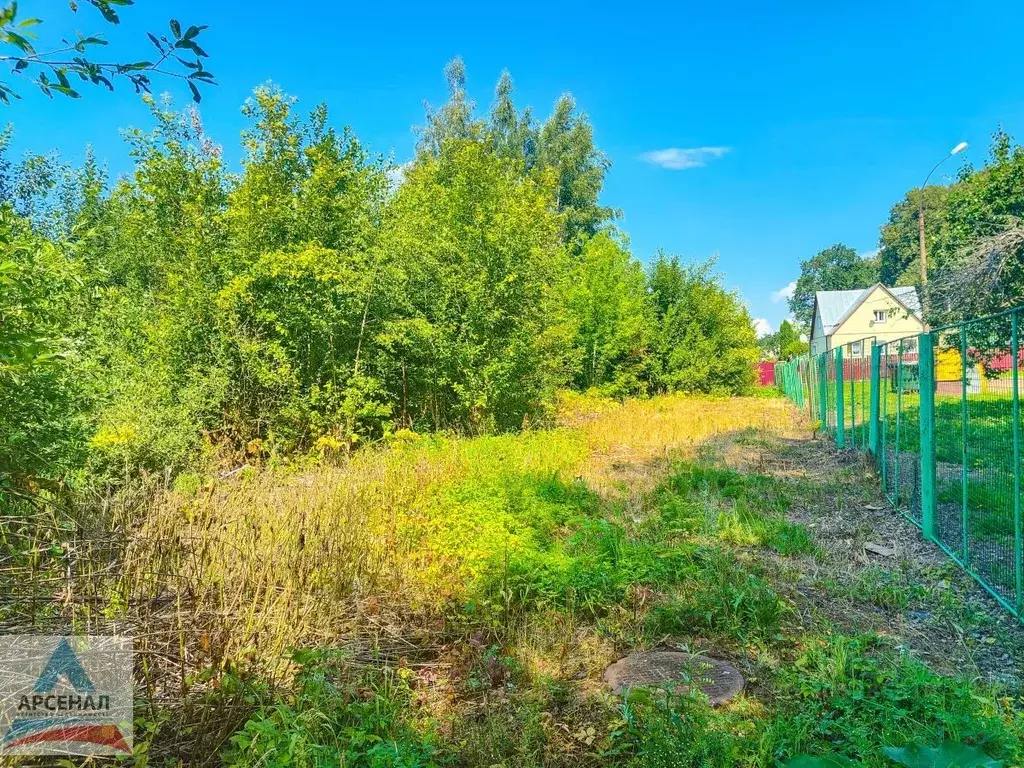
[873,310,887,323]
[851,341,863,356]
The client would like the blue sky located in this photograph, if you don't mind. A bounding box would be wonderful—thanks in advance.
[10,0,1024,333]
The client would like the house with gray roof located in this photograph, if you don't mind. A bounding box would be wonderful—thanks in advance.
[809,284,922,357]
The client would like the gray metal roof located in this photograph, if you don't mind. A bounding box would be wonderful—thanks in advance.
[815,289,866,332]
[890,286,921,315]
[814,284,920,334]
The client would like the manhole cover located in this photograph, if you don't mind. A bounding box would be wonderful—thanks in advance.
[603,652,744,704]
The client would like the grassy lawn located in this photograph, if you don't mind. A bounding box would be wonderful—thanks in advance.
[841,388,1016,473]
[7,394,1024,766]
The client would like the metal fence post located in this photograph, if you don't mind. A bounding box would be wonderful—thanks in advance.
[869,342,881,455]
[796,360,805,408]
[835,346,845,448]
[1012,311,1022,612]
[960,325,969,565]
[880,342,889,492]
[819,354,827,432]
[919,332,936,542]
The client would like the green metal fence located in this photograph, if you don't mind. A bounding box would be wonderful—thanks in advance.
[774,306,1024,619]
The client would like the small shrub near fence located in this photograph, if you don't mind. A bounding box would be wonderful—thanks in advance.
[776,306,1024,619]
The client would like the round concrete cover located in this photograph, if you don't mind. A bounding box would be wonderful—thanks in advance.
[603,651,744,704]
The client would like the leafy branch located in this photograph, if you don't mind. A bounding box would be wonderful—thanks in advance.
[0,0,215,104]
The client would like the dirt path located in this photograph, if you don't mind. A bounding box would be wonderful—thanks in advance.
[708,408,1024,687]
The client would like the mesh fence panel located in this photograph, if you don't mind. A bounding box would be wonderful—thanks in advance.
[934,326,966,561]
[776,308,1024,619]
[805,357,817,421]
[877,337,922,525]
[897,336,922,525]
[960,314,1018,605]
[812,356,823,423]
[840,338,874,450]
[823,354,831,438]
[808,356,821,422]
[880,340,897,511]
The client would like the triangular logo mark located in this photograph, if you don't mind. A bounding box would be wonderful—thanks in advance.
[33,638,94,693]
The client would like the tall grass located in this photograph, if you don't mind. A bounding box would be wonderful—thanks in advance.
[1,394,803,761]
[120,396,795,664]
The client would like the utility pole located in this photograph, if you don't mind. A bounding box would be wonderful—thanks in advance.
[918,141,968,328]
[918,193,928,295]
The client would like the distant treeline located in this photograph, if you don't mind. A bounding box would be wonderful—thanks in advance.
[0,61,758,491]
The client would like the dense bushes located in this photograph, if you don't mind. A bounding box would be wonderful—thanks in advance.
[0,209,87,483]
[648,254,759,394]
[1,66,759,491]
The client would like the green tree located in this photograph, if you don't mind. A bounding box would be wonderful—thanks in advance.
[422,60,614,248]
[378,139,573,432]
[75,95,230,478]
[0,208,85,486]
[647,255,758,394]
[926,129,1024,323]
[417,58,481,157]
[226,86,387,262]
[218,245,390,450]
[877,185,950,287]
[777,319,808,359]
[534,94,614,246]
[218,92,389,448]
[564,230,652,396]
[789,243,878,326]
[487,70,533,163]
[758,319,806,360]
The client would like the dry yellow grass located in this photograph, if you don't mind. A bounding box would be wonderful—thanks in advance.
[125,394,800,669]
[569,392,802,495]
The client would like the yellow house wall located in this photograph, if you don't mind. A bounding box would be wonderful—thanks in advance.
[935,348,963,381]
[828,287,923,353]
[934,348,990,393]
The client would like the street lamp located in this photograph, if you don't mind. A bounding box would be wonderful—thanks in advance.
[919,141,968,325]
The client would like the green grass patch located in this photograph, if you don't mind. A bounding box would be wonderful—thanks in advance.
[613,634,1021,767]
[819,566,929,612]
[224,650,441,768]
[470,462,811,643]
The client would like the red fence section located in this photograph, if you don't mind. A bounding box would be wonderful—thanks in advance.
[757,361,776,387]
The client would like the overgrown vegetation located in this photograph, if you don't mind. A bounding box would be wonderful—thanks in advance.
[0,62,758,505]
[197,400,1021,767]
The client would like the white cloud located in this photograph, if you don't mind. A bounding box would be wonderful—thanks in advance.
[386,163,409,191]
[859,248,880,260]
[771,280,797,303]
[640,146,731,170]
[753,317,772,338]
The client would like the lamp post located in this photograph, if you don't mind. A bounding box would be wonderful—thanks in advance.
[919,141,968,326]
